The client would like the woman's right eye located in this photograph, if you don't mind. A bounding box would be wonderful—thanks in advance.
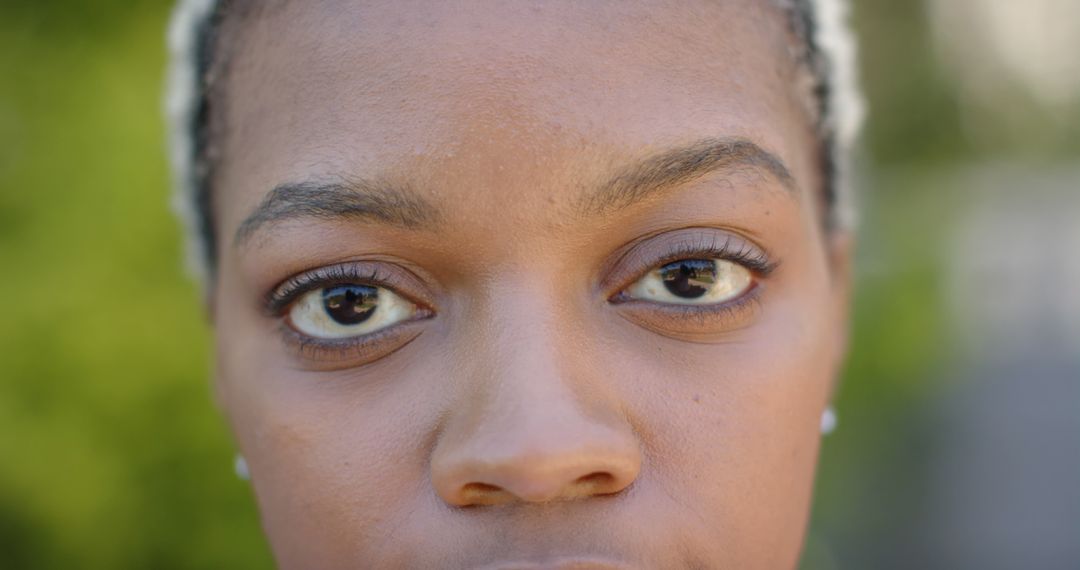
[287,283,418,339]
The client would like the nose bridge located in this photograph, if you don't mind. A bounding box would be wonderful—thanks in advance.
[473,263,609,417]
[462,261,592,400]
[431,269,641,506]
[489,280,566,387]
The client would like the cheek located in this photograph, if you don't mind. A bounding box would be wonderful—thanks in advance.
[213,285,440,563]
[611,289,836,561]
[224,368,443,565]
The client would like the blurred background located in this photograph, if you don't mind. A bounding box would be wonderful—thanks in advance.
[0,0,1077,568]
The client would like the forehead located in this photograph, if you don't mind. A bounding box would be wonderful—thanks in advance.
[214,0,814,235]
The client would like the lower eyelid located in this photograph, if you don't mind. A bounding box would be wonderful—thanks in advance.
[620,293,758,317]
[278,309,433,369]
[612,285,764,336]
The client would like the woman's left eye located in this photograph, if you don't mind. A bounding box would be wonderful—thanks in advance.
[625,258,753,305]
[287,283,418,339]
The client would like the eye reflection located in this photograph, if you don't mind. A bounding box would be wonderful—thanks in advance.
[289,284,417,339]
[627,259,752,305]
[658,259,716,299]
[323,285,378,325]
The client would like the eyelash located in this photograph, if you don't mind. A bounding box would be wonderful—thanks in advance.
[610,233,777,296]
[607,232,776,329]
[266,234,776,361]
[265,264,390,316]
[265,263,433,363]
[648,234,777,277]
[276,319,425,363]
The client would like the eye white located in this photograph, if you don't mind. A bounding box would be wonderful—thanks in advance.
[288,285,417,339]
[626,259,753,305]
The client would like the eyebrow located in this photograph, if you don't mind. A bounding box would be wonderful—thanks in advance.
[234,138,794,247]
[234,177,440,246]
[582,137,796,215]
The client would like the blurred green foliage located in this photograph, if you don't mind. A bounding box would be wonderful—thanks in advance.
[0,1,1074,569]
[0,2,271,568]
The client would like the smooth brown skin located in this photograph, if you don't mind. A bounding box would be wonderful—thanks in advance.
[209,1,851,568]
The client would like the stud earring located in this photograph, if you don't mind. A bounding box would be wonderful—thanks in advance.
[820,406,838,435]
[234,454,250,481]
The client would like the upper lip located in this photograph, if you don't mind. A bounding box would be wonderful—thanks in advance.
[473,557,632,570]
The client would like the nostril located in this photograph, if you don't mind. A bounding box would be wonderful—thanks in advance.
[575,471,617,494]
[462,482,502,494]
[458,482,507,506]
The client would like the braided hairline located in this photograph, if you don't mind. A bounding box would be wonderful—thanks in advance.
[166,0,864,288]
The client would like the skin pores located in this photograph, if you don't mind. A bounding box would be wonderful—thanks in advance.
[208,1,851,568]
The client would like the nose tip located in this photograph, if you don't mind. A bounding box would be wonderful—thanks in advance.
[433,439,642,507]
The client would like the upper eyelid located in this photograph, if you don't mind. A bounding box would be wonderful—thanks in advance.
[264,268,370,315]
[654,241,775,274]
[263,263,427,316]
[602,229,778,295]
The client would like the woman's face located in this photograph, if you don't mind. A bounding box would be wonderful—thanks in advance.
[209,0,850,567]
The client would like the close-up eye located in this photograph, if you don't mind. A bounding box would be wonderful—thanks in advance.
[626,259,753,305]
[288,283,418,339]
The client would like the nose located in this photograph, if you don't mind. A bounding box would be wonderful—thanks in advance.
[430,293,642,507]
[432,405,642,506]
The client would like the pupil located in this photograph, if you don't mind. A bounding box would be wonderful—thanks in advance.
[322,284,378,325]
[659,259,717,299]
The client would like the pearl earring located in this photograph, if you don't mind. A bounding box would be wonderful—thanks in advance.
[234,454,250,481]
[820,406,838,435]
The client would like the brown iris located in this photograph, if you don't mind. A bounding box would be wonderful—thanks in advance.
[658,260,717,299]
[322,284,378,325]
